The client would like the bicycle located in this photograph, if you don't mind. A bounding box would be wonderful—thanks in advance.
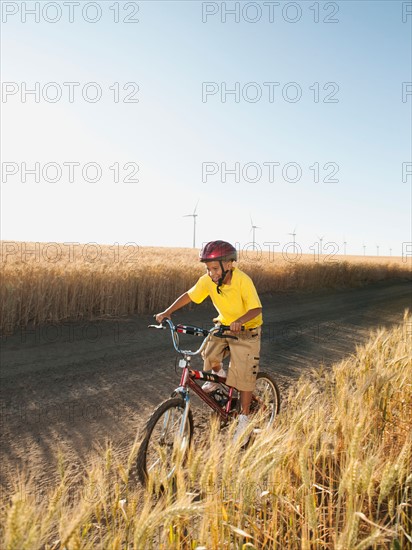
[136,318,281,487]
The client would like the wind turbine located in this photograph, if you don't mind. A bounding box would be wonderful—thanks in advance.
[389,247,392,257]
[343,239,347,256]
[183,200,199,248]
[250,216,260,249]
[376,245,380,257]
[363,243,366,256]
[288,226,297,253]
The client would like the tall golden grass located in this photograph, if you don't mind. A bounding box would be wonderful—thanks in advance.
[1,314,410,549]
[1,241,410,335]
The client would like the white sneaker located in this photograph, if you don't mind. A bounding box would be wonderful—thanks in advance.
[233,414,251,445]
[202,366,226,393]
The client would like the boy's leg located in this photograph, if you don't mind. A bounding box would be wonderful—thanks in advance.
[240,391,253,415]
[226,328,261,393]
[201,335,230,391]
[226,327,261,417]
[202,335,230,371]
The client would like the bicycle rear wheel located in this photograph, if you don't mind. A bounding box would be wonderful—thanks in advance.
[136,397,194,487]
[249,372,281,429]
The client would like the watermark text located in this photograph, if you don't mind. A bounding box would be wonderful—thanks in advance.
[1,82,139,103]
[202,81,339,103]
[1,241,140,263]
[1,1,139,24]
[2,162,139,183]
[202,161,340,183]
[201,1,340,24]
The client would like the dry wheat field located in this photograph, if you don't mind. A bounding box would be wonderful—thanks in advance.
[1,241,411,335]
[1,314,410,549]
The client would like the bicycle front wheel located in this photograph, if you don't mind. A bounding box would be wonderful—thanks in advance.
[249,372,281,429]
[136,397,194,487]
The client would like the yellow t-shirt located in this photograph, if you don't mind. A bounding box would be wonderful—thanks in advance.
[187,267,262,329]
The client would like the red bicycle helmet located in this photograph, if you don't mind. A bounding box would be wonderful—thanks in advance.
[199,241,237,262]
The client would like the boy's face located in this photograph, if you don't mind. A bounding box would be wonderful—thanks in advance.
[205,260,232,284]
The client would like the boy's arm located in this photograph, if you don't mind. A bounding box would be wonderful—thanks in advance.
[155,292,192,323]
[231,307,262,332]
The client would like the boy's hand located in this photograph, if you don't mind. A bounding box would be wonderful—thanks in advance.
[230,321,243,333]
[155,311,170,324]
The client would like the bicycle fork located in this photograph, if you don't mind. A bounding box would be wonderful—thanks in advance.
[173,356,192,440]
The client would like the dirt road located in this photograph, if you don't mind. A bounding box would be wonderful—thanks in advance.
[1,280,410,493]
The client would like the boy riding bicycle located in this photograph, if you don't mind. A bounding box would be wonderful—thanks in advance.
[155,240,262,443]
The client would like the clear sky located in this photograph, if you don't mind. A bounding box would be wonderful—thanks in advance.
[1,0,411,257]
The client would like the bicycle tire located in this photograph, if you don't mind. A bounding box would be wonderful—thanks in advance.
[136,397,194,487]
[249,372,281,429]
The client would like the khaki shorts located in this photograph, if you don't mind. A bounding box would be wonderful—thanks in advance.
[202,326,261,392]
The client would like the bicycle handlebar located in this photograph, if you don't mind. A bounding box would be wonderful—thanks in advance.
[148,318,243,356]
